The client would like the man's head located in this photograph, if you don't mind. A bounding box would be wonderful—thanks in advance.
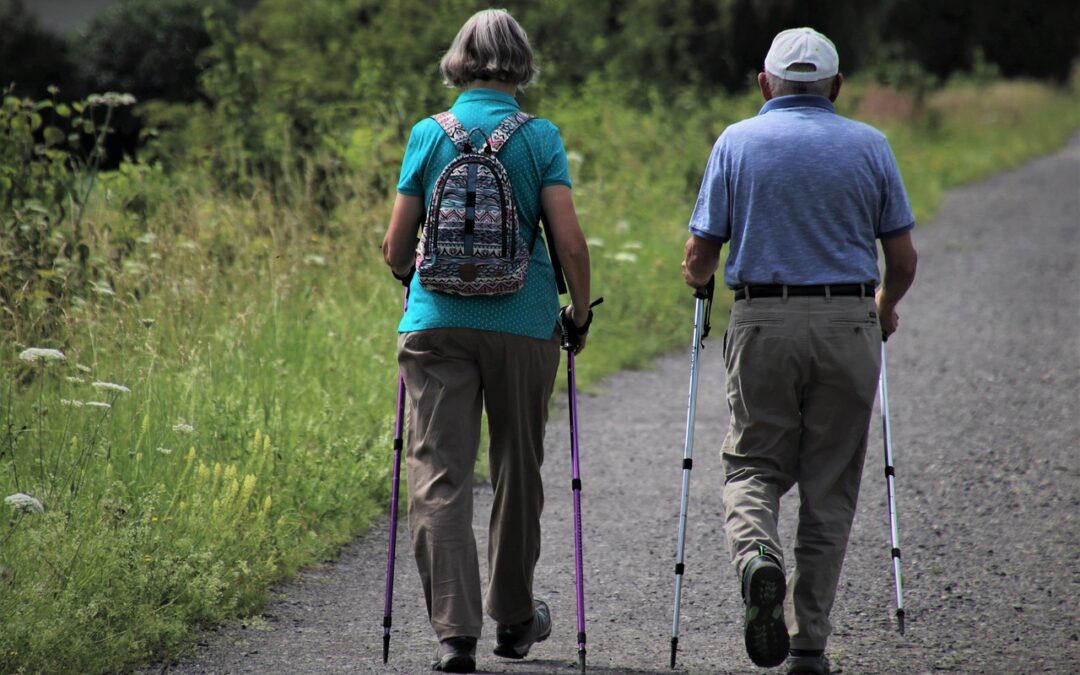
[759,27,842,100]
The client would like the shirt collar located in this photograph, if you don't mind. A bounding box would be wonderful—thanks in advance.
[454,88,520,108]
[759,94,835,116]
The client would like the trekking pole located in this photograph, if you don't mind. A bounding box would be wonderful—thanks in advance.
[879,339,905,635]
[382,289,409,663]
[562,297,603,675]
[670,276,714,669]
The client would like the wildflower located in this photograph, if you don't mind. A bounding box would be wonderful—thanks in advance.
[586,237,605,248]
[615,219,631,234]
[91,281,115,296]
[303,254,327,267]
[18,348,66,364]
[92,381,130,394]
[613,251,639,263]
[172,423,195,434]
[566,151,584,164]
[65,376,86,384]
[156,447,174,455]
[140,318,155,328]
[621,241,643,250]
[76,364,92,373]
[5,493,45,514]
[60,399,85,407]
[85,401,112,409]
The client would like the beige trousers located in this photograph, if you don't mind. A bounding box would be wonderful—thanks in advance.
[398,327,561,640]
[720,294,881,651]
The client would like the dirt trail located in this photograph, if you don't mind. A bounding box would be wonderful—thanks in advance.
[152,133,1080,674]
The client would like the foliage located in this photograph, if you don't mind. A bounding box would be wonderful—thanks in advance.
[0,88,136,347]
[0,0,77,99]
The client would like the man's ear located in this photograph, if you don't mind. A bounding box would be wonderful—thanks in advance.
[829,73,844,102]
[758,72,773,101]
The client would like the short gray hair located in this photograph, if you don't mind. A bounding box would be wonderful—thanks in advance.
[440,9,538,89]
[766,65,835,98]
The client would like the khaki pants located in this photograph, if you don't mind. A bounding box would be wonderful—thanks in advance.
[398,327,561,640]
[721,294,881,651]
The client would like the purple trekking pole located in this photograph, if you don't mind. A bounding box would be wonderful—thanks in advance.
[561,298,603,675]
[382,289,408,663]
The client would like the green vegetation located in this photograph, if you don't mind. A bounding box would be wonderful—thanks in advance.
[2,2,1080,672]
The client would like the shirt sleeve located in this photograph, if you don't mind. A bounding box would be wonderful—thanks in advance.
[876,139,915,238]
[396,120,429,196]
[687,135,731,242]
[541,122,572,189]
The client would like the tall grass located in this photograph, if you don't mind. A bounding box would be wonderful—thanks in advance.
[2,74,1079,673]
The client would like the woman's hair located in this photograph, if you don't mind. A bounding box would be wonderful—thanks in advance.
[439,9,538,89]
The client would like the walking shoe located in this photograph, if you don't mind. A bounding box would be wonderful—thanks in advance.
[741,554,789,667]
[786,651,833,675]
[493,599,552,659]
[432,636,476,673]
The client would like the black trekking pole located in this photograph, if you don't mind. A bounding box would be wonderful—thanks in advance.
[561,297,603,675]
[879,340,905,635]
[382,289,409,663]
[670,276,714,669]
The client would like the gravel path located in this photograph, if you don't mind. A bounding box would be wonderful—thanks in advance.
[151,133,1080,674]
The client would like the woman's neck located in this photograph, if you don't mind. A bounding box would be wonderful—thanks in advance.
[465,80,518,96]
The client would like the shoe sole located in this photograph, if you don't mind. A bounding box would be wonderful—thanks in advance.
[744,562,789,667]
[492,629,549,659]
[432,654,475,673]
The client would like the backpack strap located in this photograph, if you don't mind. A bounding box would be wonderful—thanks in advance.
[432,111,472,151]
[483,112,535,155]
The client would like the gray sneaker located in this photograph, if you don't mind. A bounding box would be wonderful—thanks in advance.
[493,599,552,659]
[786,653,833,675]
[742,554,789,668]
[432,636,476,673]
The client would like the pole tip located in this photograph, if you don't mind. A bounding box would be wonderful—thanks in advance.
[579,648,587,674]
[897,609,906,635]
[382,634,390,663]
[669,637,678,668]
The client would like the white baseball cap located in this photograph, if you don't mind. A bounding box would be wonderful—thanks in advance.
[764,27,839,82]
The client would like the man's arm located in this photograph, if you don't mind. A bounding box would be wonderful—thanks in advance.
[876,231,918,338]
[682,235,722,289]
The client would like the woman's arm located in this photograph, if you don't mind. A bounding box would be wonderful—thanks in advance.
[382,194,424,278]
[541,185,591,327]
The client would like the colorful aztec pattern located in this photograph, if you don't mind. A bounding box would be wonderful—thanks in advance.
[417,111,537,296]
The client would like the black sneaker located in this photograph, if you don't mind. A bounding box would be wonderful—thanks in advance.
[742,554,789,668]
[786,652,833,675]
[432,636,476,673]
[493,599,552,659]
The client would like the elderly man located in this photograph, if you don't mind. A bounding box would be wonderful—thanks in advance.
[681,27,918,675]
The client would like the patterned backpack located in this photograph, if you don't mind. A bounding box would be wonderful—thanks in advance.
[416,111,539,296]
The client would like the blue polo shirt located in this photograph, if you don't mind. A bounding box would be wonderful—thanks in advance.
[688,95,914,288]
[396,89,571,339]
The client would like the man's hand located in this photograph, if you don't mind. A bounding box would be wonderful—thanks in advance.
[876,293,899,339]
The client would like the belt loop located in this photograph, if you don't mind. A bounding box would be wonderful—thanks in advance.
[781,284,789,302]
[859,283,866,299]
[745,285,752,303]
[825,284,832,302]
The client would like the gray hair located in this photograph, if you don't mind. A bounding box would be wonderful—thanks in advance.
[440,9,538,89]
[766,65,835,98]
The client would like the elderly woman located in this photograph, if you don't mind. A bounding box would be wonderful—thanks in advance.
[381,9,592,673]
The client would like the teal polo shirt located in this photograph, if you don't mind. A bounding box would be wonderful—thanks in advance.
[396,89,572,339]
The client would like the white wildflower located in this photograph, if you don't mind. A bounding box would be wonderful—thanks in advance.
[136,232,156,245]
[18,348,66,363]
[65,376,86,384]
[60,399,85,407]
[91,281,115,296]
[92,381,130,394]
[621,241,643,250]
[140,318,155,328]
[586,237,605,248]
[566,151,584,164]
[156,447,174,455]
[303,254,327,267]
[5,493,45,514]
[179,240,198,251]
[85,401,112,409]
[76,364,92,373]
[615,219,631,234]
[172,423,195,434]
[613,251,639,263]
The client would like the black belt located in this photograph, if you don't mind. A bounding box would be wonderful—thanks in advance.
[733,283,875,301]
